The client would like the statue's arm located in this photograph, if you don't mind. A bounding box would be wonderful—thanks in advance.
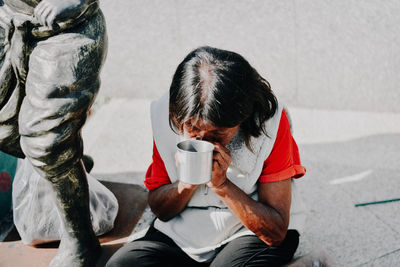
[33,0,97,28]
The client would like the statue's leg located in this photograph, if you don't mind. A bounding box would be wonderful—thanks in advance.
[0,5,24,158]
[18,11,107,267]
[0,77,25,158]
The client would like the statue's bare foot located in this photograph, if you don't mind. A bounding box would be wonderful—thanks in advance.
[49,235,101,267]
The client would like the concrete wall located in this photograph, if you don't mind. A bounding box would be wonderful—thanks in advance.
[99,0,400,113]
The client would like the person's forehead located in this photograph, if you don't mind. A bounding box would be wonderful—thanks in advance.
[188,118,216,129]
[187,118,233,132]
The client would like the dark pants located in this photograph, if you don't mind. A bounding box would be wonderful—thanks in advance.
[106,225,299,267]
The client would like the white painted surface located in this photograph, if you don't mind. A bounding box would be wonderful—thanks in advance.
[99,0,400,113]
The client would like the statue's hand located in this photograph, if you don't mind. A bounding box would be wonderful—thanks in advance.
[33,0,88,29]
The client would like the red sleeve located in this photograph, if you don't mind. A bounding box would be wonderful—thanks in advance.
[258,110,306,183]
[144,140,172,191]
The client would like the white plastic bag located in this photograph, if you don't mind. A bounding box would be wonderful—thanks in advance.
[12,158,119,245]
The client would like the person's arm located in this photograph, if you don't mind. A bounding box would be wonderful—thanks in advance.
[207,143,291,246]
[148,181,198,222]
[145,141,198,222]
[210,179,291,246]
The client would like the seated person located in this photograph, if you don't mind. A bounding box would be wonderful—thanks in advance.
[107,46,306,267]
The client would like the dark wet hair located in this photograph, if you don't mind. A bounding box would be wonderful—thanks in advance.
[169,46,278,148]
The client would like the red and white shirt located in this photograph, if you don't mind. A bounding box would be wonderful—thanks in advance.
[144,109,305,191]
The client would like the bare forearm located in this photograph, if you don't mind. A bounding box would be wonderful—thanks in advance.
[211,180,288,246]
[148,181,197,221]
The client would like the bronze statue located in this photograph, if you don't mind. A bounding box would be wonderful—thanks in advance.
[0,0,107,265]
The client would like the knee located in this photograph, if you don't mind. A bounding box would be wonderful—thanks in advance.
[106,241,164,267]
[105,255,125,267]
[105,256,120,267]
[105,245,141,267]
[18,100,84,177]
[283,230,300,250]
[20,133,50,164]
[20,132,82,177]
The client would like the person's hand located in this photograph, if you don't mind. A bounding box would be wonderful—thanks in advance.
[207,142,231,189]
[33,0,86,28]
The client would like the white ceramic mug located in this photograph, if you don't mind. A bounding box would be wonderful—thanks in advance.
[176,140,214,185]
